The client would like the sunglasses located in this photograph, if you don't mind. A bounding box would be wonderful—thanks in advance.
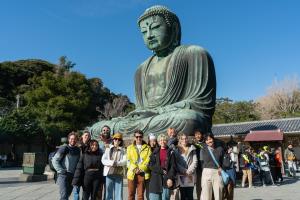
[135,136,143,139]
[114,138,122,141]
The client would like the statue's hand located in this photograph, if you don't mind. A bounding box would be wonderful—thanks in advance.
[126,109,158,120]
[155,101,187,114]
[127,109,142,118]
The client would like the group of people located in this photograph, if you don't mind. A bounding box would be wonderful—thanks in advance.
[52,126,127,200]
[51,125,298,200]
[240,144,297,188]
[51,126,235,200]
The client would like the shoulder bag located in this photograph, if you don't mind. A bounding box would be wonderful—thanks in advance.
[207,147,230,185]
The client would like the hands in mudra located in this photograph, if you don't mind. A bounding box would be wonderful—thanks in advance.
[127,101,187,119]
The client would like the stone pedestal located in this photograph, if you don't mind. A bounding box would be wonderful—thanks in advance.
[20,152,47,182]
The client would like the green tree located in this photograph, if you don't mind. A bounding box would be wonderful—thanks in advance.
[0,59,55,115]
[86,78,135,121]
[0,107,41,142]
[58,56,76,71]
[213,98,260,124]
[0,58,135,146]
[24,71,92,143]
[86,78,111,122]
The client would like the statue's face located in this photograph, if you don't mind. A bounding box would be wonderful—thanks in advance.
[140,15,171,52]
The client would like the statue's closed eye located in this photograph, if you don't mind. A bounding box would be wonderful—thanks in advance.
[151,25,160,29]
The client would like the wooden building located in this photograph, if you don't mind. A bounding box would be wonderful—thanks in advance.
[212,117,300,151]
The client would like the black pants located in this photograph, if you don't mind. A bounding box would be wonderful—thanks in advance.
[180,187,194,200]
[270,167,276,181]
[260,170,273,185]
[275,167,283,181]
[82,171,102,200]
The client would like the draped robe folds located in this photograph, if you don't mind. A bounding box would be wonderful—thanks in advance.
[90,45,216,137]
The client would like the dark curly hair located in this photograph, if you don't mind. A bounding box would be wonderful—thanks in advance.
[87,139,100,153]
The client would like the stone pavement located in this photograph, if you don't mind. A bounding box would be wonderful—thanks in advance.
[1,169,300,200]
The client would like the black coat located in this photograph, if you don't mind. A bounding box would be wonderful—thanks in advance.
[194,141,204,173]
[72,151,103,186]
[149,146,177,194]
[223,152,234,170]
[79,142,89,154]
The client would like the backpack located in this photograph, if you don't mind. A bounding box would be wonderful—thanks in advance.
[223,153,233,169]
[258,154,269,167]
[48,151,58,171]
[287,151,296,161]
[48,145,69,172]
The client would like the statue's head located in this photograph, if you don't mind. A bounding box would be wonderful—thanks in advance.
[138,5,181,55]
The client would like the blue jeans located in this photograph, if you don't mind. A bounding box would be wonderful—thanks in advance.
[226,168,236,185]
[105,175,123,200]
[149,187,170,200]
[57,173,73,200]
[73,186,80,200]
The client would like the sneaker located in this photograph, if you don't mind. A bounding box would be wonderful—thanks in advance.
[263,184,266,187]
[249,185,253,188]
[271,184,278,187]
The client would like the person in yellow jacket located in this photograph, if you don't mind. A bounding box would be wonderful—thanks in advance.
[241,147,253,188]
[127,130,152,200]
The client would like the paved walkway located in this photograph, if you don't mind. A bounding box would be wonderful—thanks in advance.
[0,169,300,200]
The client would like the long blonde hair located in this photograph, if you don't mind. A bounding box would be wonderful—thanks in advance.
[177,133,190,154]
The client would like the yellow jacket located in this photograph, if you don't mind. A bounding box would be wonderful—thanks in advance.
[126,142,151,180]
[242,154,250,163]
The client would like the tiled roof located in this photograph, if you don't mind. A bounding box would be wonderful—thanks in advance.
[212,117,300,137]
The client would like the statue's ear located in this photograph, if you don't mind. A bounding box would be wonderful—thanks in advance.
[171,22,179,47]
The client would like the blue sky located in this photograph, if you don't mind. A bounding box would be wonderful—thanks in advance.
[1,0,299,102]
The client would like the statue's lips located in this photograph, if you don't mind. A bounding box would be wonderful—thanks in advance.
[148,40,158,45]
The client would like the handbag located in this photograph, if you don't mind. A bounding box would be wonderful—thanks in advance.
[107,148,124,176]
[207,147,230,185]
[177,175,195,187]
[107,166,124,176]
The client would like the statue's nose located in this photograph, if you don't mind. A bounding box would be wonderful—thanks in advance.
[146,29,154,40]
